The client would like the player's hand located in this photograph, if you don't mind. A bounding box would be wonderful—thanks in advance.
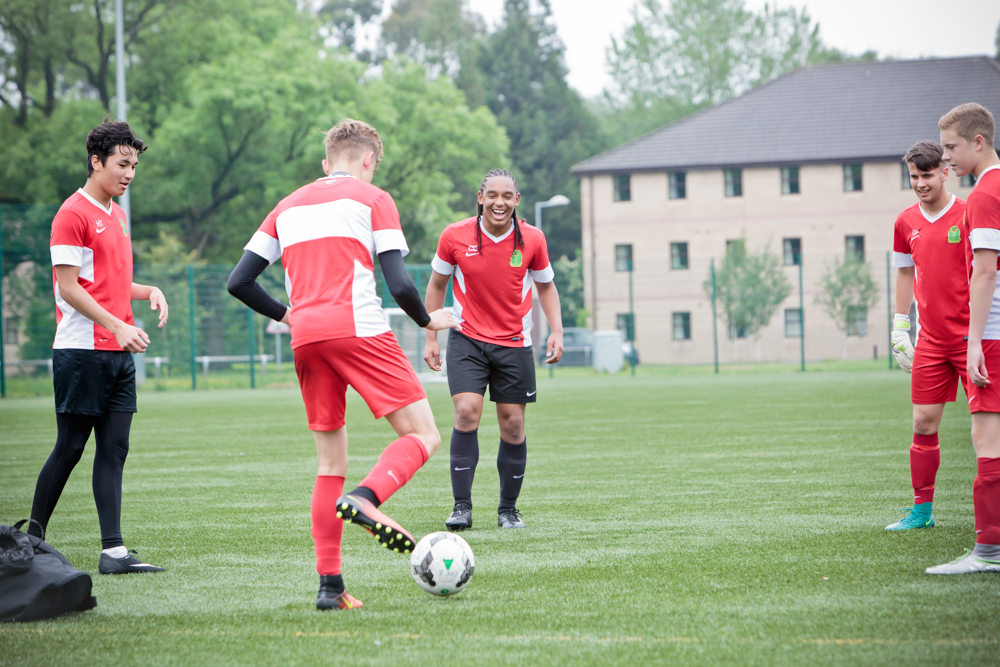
[544,330,564,364]
[423,340,442,371]
[890,314,914,373]
[426,309,460,332]
[149,287,168,328]
[280,306,291,325]
[969,341,990,388]
[114,323,149,353]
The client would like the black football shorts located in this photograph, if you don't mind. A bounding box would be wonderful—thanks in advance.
[53,349,137,416]
[446,330,536,404]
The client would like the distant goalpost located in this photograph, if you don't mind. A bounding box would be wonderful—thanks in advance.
[383,307,451,384]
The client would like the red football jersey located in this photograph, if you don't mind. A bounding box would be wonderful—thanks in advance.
[49,189,134,351]
[892,195,971,347]
[245,174,408,349]
[431,217,554,347]
[967,165,1000,339]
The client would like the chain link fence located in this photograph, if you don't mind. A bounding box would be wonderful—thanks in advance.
[1,203,451,397]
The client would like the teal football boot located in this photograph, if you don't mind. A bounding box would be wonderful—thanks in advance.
[886,502,934,531]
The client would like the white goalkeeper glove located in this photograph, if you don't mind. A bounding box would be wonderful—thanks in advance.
[891,314,915,373]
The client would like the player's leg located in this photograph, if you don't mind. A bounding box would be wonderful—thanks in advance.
[487,343,536,529]
[887,402,944,530]
[890,344,957,530]
[927,340,1000,574]
[28,413,95,538]
[445,330,491,530]
[312,426,361,610]
[334,333,437,553]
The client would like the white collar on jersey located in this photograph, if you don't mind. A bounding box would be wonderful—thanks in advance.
[318,171,355,181]
[478,217,515,243]
[973,163,1000,190]
[918,193,956,224]
[76,188,114,216]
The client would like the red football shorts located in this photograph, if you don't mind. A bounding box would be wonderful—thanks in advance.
[911,342,970,405]
[293,332,426,431]
[968,340,1000,414]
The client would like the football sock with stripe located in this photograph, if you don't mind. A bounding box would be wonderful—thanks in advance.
[312,475,345,576]
[450,428,479,506]
[910,432,940,505]
[358,435,429,504]
[497,438,526,512]
[973,457,1000,546]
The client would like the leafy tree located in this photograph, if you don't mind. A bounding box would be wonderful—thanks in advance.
[316,0,383,61]
[816,255,879,359]
[476,0,608,262]
[552,254,587,328]
[704,239,792,361]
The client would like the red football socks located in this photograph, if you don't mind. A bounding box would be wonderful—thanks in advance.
[312,475,345,575]
[359,435,429,504]
[910,432,940,505]
[973,457,1000,545]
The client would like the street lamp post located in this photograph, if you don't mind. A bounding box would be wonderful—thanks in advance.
[534,195,570,377]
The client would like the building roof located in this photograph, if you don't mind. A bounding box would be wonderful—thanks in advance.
[572,57,1000,175]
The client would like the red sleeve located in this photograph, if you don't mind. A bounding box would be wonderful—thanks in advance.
[893,216,911,255]
[371,191,402,231]
[969,192,1000,231]
[529,228,551,271]
[50,207,88,248]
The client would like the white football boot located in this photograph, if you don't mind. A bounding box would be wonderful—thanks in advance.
[925,549,1000,575]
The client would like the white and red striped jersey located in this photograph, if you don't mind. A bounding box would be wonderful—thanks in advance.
[967,165,1000,339]
[49,189,134,351]
[245,174,408,349]
[431,217,553,347]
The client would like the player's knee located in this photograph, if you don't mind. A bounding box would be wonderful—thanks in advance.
[499,415,525,442]
[912,416,938,435]
[417,427,441,457]
[454,405,481,430]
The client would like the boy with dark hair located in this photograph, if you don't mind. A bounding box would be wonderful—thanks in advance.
[887,140,970,531]
[29,118,170,574]
[228,118,459,609]
[929,102,1000,574]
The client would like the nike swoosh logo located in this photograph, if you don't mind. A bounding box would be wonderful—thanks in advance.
[454,467,471,471]
[387,470,399,483]
[526,391,536,396]
[96,227,106,233]
[465,252,478,257]
[513,475,524,479]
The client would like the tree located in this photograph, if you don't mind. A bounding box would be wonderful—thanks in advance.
[815,255,879,359]
[704,239,792,361]
[475,0,608,262]
[552,254,587,328]
[316,0,383,61]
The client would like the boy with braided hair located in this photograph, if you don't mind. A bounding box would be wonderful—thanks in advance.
[423,169,564,531]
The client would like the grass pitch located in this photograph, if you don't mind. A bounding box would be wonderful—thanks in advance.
[1,368,998,666]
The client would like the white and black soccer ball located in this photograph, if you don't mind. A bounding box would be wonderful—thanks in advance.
[409,532,475,597]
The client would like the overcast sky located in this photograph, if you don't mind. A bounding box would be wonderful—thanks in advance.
[464,0,1000,99]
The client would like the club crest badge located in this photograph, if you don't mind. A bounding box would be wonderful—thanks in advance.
[119,217,128,238]
[947,226,960,243]
[510,249,523,268]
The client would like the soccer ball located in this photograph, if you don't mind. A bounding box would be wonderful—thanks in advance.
[409,532,475,597]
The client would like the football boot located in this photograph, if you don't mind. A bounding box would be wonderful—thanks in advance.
[886,503,934,531]
[98,549,166,574]
[445,503,473,531]
[336,494,416,554]
[925,549,1000,575]
[497,508,525,529]
[316,576,363,611]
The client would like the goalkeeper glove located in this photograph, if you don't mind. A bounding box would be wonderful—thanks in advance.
[891,314,915,373]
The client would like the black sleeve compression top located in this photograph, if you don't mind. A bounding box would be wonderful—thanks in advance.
[227,249,431,328]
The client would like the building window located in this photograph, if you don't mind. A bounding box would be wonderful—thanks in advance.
[845,235,865,262]
[617,313,635,342]
[4,317,19,345]
[726,239,741,253]
[784,308,802,338]
[901,162,911,190]
[728,323,748,339]
[847,306,868,336]
[672,312,691,341]
[724,169,743,197]
[613,174,631,202]
[843,163,863,192]
[783,238,801,266]
[962,173,977,187]
[671,242,689,270]
[669,172,686,200]
[615,244,633,272]
[781,166,800,195]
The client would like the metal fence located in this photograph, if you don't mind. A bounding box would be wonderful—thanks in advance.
[1,203,451,397]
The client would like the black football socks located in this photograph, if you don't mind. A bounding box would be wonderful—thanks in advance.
[450,428,479,506]
[497,438,526,511]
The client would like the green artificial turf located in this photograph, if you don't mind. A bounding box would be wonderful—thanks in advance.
[1,369,998,666]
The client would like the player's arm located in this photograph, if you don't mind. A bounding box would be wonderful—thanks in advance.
[968,248,998,387]
[534,279,564,364]
[227,251,289,324]
[55,265,149,353]
[422,270,452,371]
[378,250,457,332]
[891,265,916,373]
[131,282,168,328]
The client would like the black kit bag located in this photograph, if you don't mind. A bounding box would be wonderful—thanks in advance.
[0,520,96,623]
